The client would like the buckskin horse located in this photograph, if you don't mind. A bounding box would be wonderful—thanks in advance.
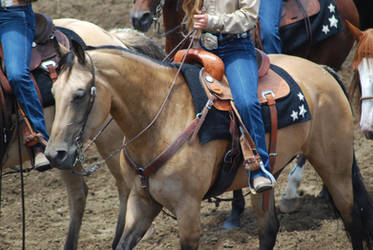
[45,39,373,249]
[0,18,165,250]
[130,0,360,226]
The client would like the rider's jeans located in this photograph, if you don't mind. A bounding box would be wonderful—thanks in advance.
[0,5,49,144]
[202,36,270,180]
[259,0,283,53]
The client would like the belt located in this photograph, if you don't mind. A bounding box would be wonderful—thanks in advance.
[218,31,250,46]
[0,0,28,8]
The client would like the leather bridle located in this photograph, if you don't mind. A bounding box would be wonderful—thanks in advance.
[152,0,183,37]
[72,50,97,175]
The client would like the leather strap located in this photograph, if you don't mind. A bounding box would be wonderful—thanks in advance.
[262,93,278,212]
[264,93,278,170]
[123,117,200,189]
[47,64,58,82]
[189,96,216,144]
[0,65,12,94]
[230,101,261,171]
[0,68,9,127]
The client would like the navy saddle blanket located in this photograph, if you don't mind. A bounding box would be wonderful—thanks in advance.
[31,27,86,108]
[180,63,312,144]
[280,0,343,54]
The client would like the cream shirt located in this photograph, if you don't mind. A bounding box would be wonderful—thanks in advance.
[203,0,260,34]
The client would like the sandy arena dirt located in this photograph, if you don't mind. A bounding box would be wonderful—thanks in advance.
[1,1,373,249]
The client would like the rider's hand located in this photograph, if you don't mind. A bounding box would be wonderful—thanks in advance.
[193,9,208,30]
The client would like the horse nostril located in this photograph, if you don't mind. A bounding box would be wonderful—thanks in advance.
[56,150,68,163]
[45,148,68,166]
[131,12,153,32]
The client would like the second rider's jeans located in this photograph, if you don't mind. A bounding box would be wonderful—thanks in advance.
[259,0,283,53]
[0,5,49,144]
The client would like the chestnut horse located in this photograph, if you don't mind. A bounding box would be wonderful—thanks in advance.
[0,18,165,250]
[45,41,373,249]
[346,22,373,139]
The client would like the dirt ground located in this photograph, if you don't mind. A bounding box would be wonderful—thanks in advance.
[1,1,373,249]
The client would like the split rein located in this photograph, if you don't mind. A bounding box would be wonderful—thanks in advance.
[72,29,197,177]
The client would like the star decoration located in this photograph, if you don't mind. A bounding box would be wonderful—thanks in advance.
[329,15,338,28]
[322,25,330,34]
[290,110,299,121]
[297,92,305,101]
[328,3,336,13]
[299,105,307,118]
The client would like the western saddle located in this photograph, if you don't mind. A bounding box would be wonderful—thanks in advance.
[174,48,289,174]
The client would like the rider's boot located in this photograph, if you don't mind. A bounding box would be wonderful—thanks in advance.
[253,175,273,193]
[33,147,51,172]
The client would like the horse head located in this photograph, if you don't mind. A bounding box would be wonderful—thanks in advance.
[45,40,111,170]
[131,0,164,32]
[346,21,373,139]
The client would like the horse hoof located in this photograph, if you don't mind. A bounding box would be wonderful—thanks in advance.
[222,216,240,229]
[279,198,300,213]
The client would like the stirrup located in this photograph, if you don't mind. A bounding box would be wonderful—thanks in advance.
[248,161,277,195]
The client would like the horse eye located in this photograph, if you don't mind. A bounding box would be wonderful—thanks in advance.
[73,89,86,101]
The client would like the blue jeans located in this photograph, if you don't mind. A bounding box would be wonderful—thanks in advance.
[259,0,283,53]
[202,37,270,180]
[0,5,49,145]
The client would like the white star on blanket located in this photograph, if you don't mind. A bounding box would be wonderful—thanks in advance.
[299,104,308,118]
[297,92,305,101]
[290,110,299,121]
[322,25,330,34]
[328,3,336,13]
[329,15,338,28]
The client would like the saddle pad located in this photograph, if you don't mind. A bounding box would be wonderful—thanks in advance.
[31,27,86,108]
[280,0,342,54]
[180,64,312,144]
[280,0,320,27]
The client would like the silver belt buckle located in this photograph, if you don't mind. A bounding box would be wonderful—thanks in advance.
[240,32,248,39]
[200,32,218,50]
[1,0,15,7]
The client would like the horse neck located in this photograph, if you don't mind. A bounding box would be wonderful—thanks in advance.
[93,50,192,154]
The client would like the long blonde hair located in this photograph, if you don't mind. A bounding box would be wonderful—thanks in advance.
[182,0,202,33]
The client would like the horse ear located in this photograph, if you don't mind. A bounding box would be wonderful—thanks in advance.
[71,39,86,65]
[345,20,363,41]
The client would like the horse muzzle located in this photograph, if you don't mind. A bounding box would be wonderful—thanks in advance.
[45,144,77,170]
[130,11,153,32]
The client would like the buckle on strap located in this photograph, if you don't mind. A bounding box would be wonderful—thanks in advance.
[262,90,275,99]
[40,60,57,72]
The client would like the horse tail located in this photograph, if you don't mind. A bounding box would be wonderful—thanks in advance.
[344,153,373,249]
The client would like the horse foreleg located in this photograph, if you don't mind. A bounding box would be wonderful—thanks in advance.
[59,170,88,250]
[251,190,279,250]
[175,197,202,250]
[223,189,245,229]
[115,190,161,250]
[279,155,305,213]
